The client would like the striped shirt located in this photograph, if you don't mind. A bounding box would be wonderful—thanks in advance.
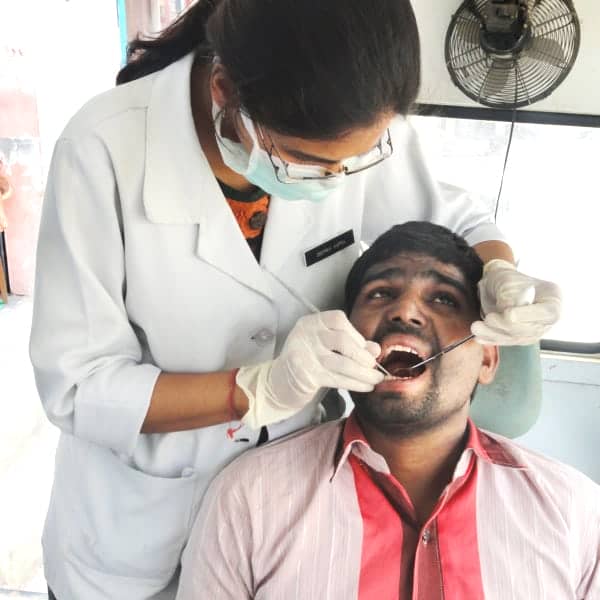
[177,416,600,599]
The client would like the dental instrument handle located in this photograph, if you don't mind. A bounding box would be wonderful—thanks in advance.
[267,269,392,377]
[374,361,393,377]
[516,286,536,307]
[439,333,476,356]
[408,333,476,370]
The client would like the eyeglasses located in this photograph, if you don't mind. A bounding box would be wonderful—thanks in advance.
[256,124,394,183]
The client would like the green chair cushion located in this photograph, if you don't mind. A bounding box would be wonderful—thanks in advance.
[470,344,542,438]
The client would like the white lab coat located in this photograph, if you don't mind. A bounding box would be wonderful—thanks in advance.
[30,52,504,599]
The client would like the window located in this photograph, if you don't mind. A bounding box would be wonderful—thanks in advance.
[120,0,196,47]
[410,111,600,346]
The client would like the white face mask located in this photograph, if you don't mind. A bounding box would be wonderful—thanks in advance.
[212,101,345,202]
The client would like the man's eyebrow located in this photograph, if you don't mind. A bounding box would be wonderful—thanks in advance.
[360,267,470,299]
[360,267,406,288]
[423,269,470,299]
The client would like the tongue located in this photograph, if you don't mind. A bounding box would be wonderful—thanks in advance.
[391,368,415,378]
[385,351,422,378]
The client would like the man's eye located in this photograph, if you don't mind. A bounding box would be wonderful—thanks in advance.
[367,288,392,300]
[432,293,458,307]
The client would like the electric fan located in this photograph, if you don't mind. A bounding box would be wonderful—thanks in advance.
[445,0,580,108]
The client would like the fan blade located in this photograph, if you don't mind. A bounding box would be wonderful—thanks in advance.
[454,15,482,51]
[451,19,483,69]
[528,36,567,67]
[480,60,511,100]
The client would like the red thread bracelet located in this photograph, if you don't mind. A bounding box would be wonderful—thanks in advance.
[226,368,243,440]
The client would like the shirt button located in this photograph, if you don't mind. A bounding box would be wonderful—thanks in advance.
[252,328,274,344]
[422,529,431,545]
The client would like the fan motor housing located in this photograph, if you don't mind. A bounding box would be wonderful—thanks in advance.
[481,0,530,55]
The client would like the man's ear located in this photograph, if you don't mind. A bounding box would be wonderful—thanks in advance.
[478,344,499,385]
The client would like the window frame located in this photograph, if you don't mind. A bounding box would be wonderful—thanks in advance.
[414,104,600,129]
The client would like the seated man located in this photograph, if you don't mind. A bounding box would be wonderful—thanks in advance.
[176,222,600,599]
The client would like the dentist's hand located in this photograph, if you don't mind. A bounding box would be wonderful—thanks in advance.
[237,310,383,429]
[471,259,561,346]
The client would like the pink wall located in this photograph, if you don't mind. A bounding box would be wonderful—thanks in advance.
[0,43,43,296]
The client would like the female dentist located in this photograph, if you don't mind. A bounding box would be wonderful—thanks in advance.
[30,0,560,598]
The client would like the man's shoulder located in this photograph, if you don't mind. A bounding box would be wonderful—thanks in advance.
[209,420,344,502]
[231,419,343,474]
[481,429,600,500]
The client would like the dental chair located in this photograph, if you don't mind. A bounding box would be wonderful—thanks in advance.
[470,344,542,438]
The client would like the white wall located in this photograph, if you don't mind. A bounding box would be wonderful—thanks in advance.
[413,0,600,115]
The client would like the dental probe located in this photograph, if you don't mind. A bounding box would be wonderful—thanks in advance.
[267,270,393,377]
[407,333,475,371]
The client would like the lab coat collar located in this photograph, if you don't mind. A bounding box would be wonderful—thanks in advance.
[144,52,212,225]
[143,53,314,301]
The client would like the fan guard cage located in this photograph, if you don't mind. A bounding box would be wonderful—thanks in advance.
[445,0,580,108]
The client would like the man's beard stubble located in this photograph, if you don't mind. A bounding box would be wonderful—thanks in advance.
[352,376,444,437]
[351,320,446,437]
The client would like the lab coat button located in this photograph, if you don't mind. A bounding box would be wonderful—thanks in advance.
[182,467,196,477]
[252,329,274,344]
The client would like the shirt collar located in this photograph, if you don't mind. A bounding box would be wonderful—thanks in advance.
[331,412,525,481]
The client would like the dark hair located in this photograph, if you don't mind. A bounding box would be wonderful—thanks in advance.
[344,222,483,314]
[116,0,420,139]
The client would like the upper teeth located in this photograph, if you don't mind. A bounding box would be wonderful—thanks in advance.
[382,345,420,359]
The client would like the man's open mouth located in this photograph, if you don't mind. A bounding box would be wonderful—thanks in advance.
[380,345,427,380]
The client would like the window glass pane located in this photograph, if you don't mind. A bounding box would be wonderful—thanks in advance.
[126,0,195,40]
[410,115,511,215]
[410,115,600,344]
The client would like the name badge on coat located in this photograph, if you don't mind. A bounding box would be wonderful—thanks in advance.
[304,230,355,267]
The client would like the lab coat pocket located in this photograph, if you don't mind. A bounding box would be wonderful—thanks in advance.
[66,438,198,584]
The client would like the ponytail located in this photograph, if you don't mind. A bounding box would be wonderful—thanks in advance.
[116,0,220,85]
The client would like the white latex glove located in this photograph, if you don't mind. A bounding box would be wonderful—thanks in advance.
[237,310,383,429]
[471,259,561,346]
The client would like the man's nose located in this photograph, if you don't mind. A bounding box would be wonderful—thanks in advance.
[387,295,426,328]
